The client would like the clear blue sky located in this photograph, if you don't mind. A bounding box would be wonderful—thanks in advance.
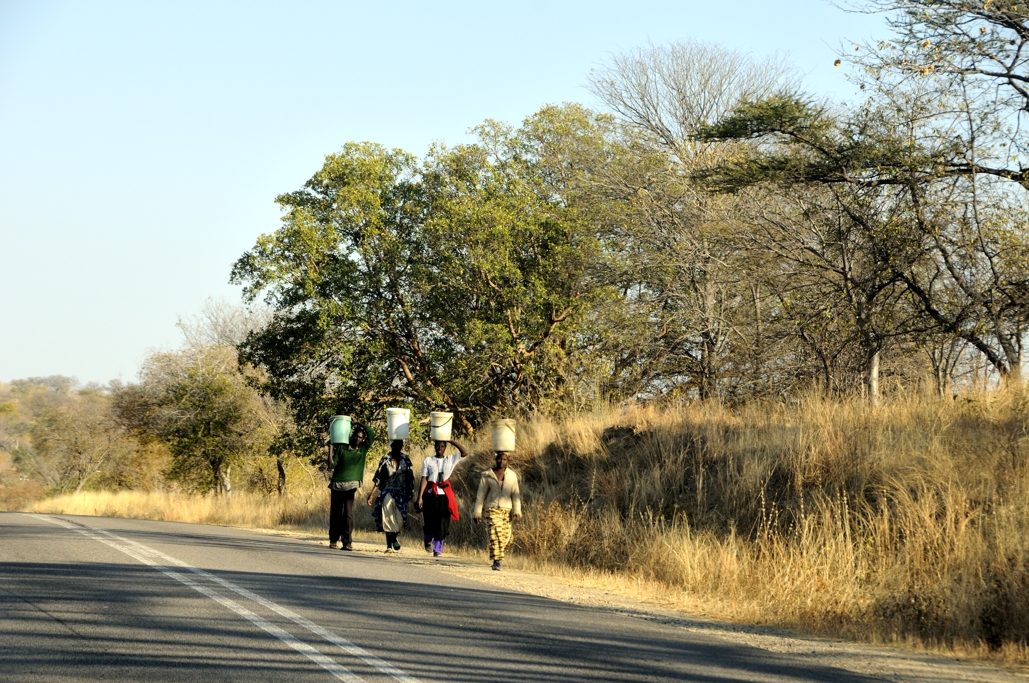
[0,1,884,385]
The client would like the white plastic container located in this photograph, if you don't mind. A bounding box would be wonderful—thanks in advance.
[491,419,516,451]
[429,411,453,441]
[385,408,411,440]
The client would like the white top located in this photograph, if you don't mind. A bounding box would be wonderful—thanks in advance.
[422,453,463,492]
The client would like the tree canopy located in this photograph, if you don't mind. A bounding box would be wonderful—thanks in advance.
[231,105,623,445]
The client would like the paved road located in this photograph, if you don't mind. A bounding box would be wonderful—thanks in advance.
[0,512,881,682]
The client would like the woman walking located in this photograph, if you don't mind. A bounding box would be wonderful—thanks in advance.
[366,440,415,552]
[473,451,521,570]
[417,438,467,557]
[326,420,375,551]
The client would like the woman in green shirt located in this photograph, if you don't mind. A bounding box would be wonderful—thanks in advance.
[327,421,376,551]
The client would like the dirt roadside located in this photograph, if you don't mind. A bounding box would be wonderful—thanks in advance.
[321,533,1027,683]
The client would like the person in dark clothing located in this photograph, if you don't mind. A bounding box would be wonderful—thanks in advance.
[416,438,468,557]
[326,421,376,551]
[366,440,415,552]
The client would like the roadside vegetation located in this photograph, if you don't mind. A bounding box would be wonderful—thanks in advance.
[27,391,1029,664]
[6,0,1029,665]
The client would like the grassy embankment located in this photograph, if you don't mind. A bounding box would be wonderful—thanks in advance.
[30,390,1029,664]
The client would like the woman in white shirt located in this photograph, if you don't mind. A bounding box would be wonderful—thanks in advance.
[473,451,521,571]
[417,438,468,557]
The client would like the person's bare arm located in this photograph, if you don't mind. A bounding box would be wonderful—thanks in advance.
[450,439,468,458]
[511,471,522,521]
[416,476,428,511]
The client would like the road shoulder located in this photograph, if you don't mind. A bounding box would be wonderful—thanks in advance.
[277,530,1029,683]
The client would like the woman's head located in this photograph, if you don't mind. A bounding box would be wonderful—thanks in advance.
[433,440,448,457]
[493,451,510,468]
[348,426,367,450]
[390,439,404,455]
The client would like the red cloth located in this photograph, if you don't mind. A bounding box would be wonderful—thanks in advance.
[427,481,460,521]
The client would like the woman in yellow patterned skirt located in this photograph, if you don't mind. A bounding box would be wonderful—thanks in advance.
[473,451,521,571]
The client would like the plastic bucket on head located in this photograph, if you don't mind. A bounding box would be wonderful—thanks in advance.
[429,411,453,442]
[328,415,352,444]
[385,408,410,440]
[491,419,516,452]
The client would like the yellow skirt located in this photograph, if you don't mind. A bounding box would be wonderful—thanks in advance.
[486,507,513,561]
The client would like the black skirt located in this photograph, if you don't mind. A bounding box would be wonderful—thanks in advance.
[422,492,452,540]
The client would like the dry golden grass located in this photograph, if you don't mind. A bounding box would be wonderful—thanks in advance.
[28,389,1029,663]
[445,390,1029,662]
[29,489,329,531]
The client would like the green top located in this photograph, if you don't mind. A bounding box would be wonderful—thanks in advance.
[330,424,376,483]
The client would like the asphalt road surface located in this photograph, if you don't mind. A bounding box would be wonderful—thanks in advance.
[0,512,884,682]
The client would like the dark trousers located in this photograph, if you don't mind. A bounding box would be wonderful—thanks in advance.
[329,488,356,546]
[422,493,451,541]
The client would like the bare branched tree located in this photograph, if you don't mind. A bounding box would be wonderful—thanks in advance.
[586,41,798,400]
[176,298,272,350]
[588,39,797,167]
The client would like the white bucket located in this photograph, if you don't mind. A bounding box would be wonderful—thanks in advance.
[491,419,516,451]
[385,408,410,440]
[429,411,453,441]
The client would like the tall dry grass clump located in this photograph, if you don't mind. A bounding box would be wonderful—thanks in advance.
[444,390,1029,654]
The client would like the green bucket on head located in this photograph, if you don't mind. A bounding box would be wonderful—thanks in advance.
[329,415,352,444]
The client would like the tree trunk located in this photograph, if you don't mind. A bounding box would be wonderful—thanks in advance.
[812,348,834,398]
[867,349,881,407]
[935,361,948,398]
[752,284,763,364]
[925,341,950,397]
[1003,331,1024,386]
[451,408,475,435]
[212,462,232,497]
[277,458,286,496]
[699,333,718,401]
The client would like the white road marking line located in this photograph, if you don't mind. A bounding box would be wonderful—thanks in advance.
[37,515,420,683]
[96,527,419,683]
[38,515,363,683]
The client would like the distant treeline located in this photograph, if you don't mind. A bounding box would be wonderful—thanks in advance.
[0,304,296,501]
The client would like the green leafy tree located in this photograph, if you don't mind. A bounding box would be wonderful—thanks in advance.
[118,346,274,495]
[231,105,617,449]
